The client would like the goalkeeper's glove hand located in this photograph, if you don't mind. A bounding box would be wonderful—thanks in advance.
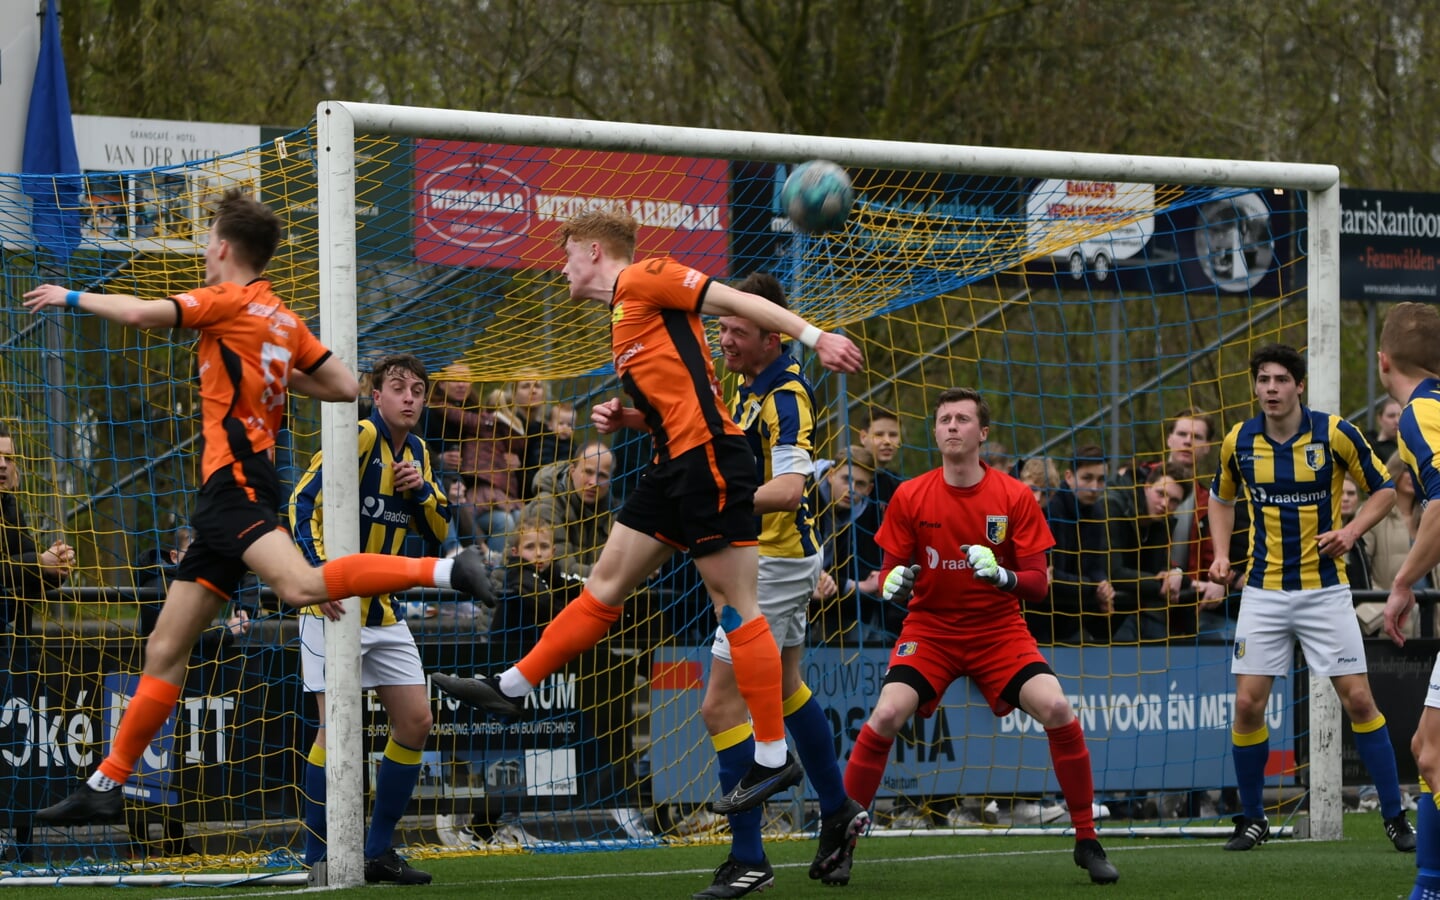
[962,544,1017,591]
[882,564,921,606]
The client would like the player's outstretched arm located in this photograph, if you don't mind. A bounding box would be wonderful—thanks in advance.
[289,356,360,402]
[23,284,177,329]
[700,282,863,373]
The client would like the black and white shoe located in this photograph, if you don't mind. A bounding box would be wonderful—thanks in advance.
[1386,813,1417,852]
[449,546,496,607]
[364,847,433,885]
[692,854,774,899]
[1073,838,1119,884]
[811,798,869,885]
[1223,814,1270,851]
[432,672,523,717]
[712,754,804,814]
[36,783,124,825]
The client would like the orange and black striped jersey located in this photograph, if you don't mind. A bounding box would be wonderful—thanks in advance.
[171,280,331,483]
[610,257,743,462]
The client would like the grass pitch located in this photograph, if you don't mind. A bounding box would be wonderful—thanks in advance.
[0,812,1417,899]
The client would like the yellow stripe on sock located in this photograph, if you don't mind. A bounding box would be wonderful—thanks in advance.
[711,722,754,752]
[1352,714,1387,734]
[1232,726,1269,747]
[782,683,813,718]
[307,744,327,767]
[384,736,424,766]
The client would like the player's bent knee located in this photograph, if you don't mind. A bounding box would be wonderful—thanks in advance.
[395,713,433,747]
[868,703,911,737]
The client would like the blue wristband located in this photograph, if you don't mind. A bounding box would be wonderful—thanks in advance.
[64,290,81,308]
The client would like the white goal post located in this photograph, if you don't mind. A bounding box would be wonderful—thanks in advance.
[313,100,1342,887]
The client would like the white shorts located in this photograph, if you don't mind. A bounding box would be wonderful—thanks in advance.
[1231,584,1368,678]
[298,613,426,693]
[1424,657,1440,709]
[711,554,821,663]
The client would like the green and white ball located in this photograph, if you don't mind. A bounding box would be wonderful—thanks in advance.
[780,160,854,234]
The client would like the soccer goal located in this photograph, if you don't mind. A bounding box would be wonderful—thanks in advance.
[0,101,1343,885]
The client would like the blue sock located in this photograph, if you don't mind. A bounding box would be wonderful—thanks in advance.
[715,725,765,865]
[304,745,327,865]
[1415,789,1440,892]
[1352,717,1404,819]
[784,684,846,818]
[364,738,424,860]
[1231,726,1269,820]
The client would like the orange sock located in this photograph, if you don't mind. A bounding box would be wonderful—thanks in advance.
[727,616,785,743]
[515,588,622,685]
[97,674,183,783]
[321,554,438,600]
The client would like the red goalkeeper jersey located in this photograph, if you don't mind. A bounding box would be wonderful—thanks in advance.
[875,465,1054,635]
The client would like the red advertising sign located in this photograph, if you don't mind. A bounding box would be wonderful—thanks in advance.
[414,141,731,273]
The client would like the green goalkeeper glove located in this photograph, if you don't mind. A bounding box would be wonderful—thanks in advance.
[882,564,921,606]
[962,544,1017,591]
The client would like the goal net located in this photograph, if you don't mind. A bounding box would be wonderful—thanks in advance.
[0,103,1342,881]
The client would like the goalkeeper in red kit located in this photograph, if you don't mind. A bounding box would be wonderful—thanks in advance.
[841,388,1119,885]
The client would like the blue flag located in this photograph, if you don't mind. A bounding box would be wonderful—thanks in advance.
[22,0,82,261]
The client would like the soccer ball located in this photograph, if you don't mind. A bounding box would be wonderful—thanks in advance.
[780,160,854,234]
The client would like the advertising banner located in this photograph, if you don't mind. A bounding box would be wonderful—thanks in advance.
[413,141,729,273]
[1340,188,1440,302]
[650,643,1296,802]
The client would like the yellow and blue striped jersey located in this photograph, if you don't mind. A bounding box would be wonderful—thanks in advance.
[289,411,450,625]
[1399,377,1440,507]
[731,353,819,559]
[1213,407,1391,590]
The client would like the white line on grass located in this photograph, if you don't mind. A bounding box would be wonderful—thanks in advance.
[169,840,1218,900]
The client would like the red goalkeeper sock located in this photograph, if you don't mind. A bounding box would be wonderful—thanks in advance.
[1047,718,1097,840]
[843,724,894,809]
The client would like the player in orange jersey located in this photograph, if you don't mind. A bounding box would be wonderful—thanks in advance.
[23,190,491,829]
[434,209,861,815]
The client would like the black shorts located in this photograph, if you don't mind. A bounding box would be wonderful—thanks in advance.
[176,454,283,599]
[617,435,757,558]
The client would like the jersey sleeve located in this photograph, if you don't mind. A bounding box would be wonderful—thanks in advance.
[763,386,815,479]
[405,436,452,542]
[624,258,711,313]
[288,448,327,565]
[1333,415,1393,494]
[290,314,332,374]
[1212,425,1242,504]
[1400,404,1440,503]
[172,284,244,330]
[874,482,915,562]
[1007,481,1056,557]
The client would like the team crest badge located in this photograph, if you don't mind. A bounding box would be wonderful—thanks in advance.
[611,302,625,323]
[1303,442,1326,472]
[896,641,919,657]
[986,515,1008,544]
[1234,638,1246,660]
[736,397,762,430]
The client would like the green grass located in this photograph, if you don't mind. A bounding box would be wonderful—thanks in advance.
[0,812,1418,899]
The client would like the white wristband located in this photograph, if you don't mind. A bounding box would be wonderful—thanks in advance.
[798,325,822,349]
